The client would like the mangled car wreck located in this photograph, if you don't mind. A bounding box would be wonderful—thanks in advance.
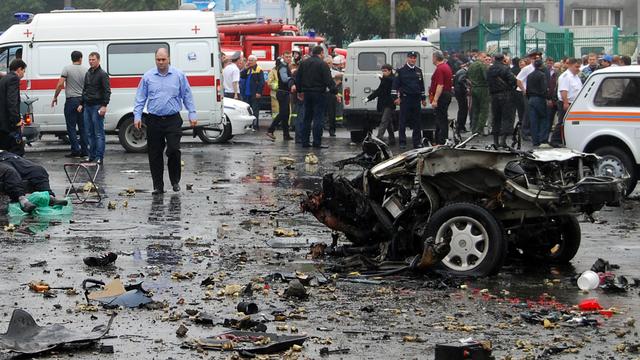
[302,138,624,277]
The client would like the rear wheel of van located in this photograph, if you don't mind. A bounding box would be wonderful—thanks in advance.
[594,146,637,195]
[197,116,233,144]
[119,117,148,153]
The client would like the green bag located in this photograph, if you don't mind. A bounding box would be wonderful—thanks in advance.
[8,191,73,218]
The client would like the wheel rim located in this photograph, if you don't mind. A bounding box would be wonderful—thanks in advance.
[435,216,489,272]
[598,156,626,178]
[125,123,147,150]
[201,123,225,141]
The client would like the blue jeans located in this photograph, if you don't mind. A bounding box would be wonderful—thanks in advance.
[528,96,548,146]
[242,94,261,129]
[83,104,105,161]
[301,92,327,146]
[64,97,88,154]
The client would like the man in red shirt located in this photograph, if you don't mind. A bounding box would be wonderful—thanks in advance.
[429,51,453,145]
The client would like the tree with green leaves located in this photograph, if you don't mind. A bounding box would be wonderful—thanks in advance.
[288,0,456,47]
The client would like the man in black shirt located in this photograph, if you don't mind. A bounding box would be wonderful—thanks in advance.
[0,60,27,156]
[526,59,549,146]
[486,54,517,148]
[296,46,338,148]
[77,52,110,164]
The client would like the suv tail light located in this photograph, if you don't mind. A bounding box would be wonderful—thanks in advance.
[216,78,222,102]
[344,87,350,106]
[24,113,33,125]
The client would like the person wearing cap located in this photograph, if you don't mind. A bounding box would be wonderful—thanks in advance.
[223,52,241,99]
[599,55,613,69]
[526,59,550,147]
[486,53,517,148]
[429,50,453,145]
[467,52,490,135]
[516,51,542,140]
[392,51,426,149]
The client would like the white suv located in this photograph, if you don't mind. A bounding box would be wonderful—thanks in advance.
[563,65,640,194]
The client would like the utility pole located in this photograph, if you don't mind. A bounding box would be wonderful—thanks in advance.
[390,0,396,38]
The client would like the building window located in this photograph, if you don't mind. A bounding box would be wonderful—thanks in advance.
[572,9,622,28]
[489,8,539,24]
[107,43,169,75]
[527,8,541,23]
[460,8,472,27]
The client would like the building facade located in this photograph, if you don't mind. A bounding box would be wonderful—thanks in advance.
[436,0,637,34]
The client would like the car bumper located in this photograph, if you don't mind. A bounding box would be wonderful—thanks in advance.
[229,114,255,135]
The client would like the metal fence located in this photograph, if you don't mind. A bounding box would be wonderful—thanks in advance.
[440,22,638,60]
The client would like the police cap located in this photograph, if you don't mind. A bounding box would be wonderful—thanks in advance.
[407,51,418,58]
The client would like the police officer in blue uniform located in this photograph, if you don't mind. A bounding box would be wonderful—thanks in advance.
[392,51,426,149]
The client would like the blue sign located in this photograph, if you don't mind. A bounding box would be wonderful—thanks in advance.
[181,0,214,10]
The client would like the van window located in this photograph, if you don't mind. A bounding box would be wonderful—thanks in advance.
[35,44,99,76]
[594,77,640,107]
[107,43,169,75]
[358,52,386,71]
[174,41,210,73]
[392,52,420,69]
[0,45,23,74]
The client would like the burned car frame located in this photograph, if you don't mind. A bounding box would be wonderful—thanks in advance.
[302,136,624,277]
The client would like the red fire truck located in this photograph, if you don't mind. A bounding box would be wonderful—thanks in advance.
[219,23,328,110]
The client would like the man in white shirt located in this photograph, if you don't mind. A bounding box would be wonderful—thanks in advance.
[550,58,582,147]
[223,52,241,99]
[516,51,541,139]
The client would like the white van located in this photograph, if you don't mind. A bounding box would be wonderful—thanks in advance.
[563,65,640,194]
[342,39,437,142]
[0,9,224,152]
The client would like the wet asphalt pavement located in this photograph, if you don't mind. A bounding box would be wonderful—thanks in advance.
[0,122,639,359]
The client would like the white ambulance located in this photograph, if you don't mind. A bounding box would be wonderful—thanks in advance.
[0,9,224,152]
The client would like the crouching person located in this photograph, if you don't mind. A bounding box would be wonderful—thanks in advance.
[0,150,67,213]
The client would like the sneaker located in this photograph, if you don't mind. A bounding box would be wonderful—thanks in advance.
[83,252,117,267]
[265,132,276,141]
[172,183,180,192]
[96,159,103,165]
[538,143,552,149]
[312,144,329,149]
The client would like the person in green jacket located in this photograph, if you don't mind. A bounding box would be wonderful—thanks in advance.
[467,52,490,135]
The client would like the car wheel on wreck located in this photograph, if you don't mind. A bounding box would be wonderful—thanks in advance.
[521,215,581,264]
[427,203,506,277]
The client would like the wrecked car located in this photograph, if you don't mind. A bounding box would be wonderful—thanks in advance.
[302,136,624,277]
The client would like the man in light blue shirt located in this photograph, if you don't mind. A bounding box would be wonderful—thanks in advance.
[133,47,197,195]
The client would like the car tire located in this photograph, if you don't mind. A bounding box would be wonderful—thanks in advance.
[118,117,148,153]
[594,145,637,195]
[427,203,506,277]
[197,116,233,144]
[541,215,581,264]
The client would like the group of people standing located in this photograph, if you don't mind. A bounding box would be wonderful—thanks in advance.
[222,45,344,149]
[451,48,628,149]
